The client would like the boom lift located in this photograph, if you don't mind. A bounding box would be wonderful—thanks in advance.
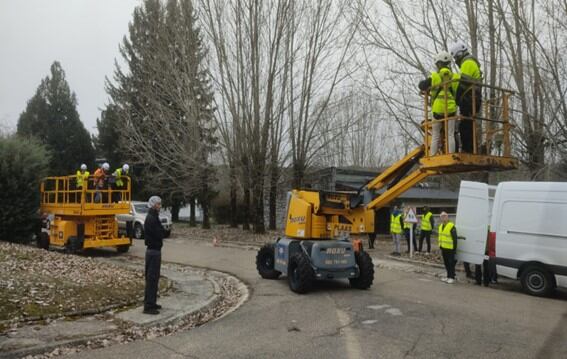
[38,175,133,253]
[257,82,517,293]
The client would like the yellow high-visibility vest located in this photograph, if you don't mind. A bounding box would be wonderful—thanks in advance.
[438,222,455,249]
[430,68,460,115]
[390,214,402,234]
[114,168,128,187]
[76,170,90,188]
[421,212,433,231]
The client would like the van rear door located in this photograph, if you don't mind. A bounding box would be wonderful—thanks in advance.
[456,181,489,265]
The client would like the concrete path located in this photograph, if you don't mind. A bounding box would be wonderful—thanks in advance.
[59,238,567,359]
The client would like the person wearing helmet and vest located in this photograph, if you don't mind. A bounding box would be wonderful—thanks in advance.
[450,41,482,153]
[418,206,434,254]
[418,51,461,155]
[112,164,130,202]
[403,207,417,253]
[76,164,90,189]
[93,162,110,203]
[438,212,458,284]
[390,206,404,256]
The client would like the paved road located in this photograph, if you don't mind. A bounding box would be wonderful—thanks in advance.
[66,238,567,359]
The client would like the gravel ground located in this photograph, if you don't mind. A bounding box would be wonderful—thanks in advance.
[0,242,145,331]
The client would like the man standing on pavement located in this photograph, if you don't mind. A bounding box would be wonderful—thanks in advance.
[390,206,403,256]
[438,212,458,284]
[419,206,434,254]
[144,196,165,315]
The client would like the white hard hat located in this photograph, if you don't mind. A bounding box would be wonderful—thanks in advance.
[102,162,110,170]
[434,51,452,64]
[449,41,468,58]
[80,164,87,171]
[122,164,129,172]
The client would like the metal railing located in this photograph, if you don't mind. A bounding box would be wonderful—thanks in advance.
[422,81,514,158]
[40,175,131,209]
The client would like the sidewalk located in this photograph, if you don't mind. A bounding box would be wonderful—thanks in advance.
[0,257,247,359]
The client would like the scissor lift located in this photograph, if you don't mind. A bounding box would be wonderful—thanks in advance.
[39,175,133,253]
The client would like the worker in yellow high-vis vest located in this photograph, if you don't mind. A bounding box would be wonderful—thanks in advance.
[390,206,404,256]
[419,206,434,254]
[438,212,458,284]
[76,164,90,189]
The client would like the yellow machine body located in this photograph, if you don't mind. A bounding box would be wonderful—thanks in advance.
[40,175,132,252]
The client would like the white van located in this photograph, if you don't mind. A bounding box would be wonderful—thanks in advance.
[456,181,567,297]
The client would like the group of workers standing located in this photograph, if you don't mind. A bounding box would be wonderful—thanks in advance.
[387,206,495,286]
[418,41,482,155]
[389,206,435,257]
[74,162,130,202]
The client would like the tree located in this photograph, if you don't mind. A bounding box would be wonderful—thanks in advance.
[17,61,95,175]
[0,135,50,243]
[94,103,123,167]
[108,0,217,228]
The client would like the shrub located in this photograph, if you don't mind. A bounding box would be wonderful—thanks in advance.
[0,135,50,243]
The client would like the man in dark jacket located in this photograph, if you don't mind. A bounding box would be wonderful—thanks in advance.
[144,195,165,314]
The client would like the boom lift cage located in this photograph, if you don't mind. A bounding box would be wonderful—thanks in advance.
[285,82,518,239]
[39,175,133,253]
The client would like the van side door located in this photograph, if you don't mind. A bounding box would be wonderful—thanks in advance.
[456,181,489,265]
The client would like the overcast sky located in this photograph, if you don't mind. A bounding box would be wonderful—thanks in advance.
[0,0,140,135]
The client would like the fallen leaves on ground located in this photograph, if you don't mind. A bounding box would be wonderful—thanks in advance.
[0,242,145,327]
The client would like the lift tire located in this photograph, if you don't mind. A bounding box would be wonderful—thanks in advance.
[117,245,131,253]
[288,252,314,294]
[256,244,281,279]
[349,251,375,289]
[37,232,49,250]
[520,264,554,297]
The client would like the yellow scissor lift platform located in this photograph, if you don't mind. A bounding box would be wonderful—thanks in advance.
[39,175,133,253]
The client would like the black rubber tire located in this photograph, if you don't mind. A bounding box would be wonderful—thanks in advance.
[117,245,131,253]
[349,251,375,289]
[288,252,314,294]
[520,264,554,297]
[134,223,144,239]
[37,232,49,250]
[256,244,281,279]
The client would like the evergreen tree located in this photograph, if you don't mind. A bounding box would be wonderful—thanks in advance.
[17,62,95,175]
[107,0,217,227]
[94,103,123,167]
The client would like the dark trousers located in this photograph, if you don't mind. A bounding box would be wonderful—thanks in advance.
[144,249,161,308]
[419,230,431,252]
[404,229,417,252]
[368,233,376,249]
[459,94,482,153]
[441,248,456,279]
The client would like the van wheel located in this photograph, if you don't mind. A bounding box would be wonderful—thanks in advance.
[288,252,314,294]
[520,264,554,297]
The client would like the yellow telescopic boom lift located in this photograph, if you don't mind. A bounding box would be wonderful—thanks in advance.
[256,81,517,294]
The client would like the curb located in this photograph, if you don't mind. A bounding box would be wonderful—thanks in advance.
[1,263,248,359]
[383,254,466,272]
